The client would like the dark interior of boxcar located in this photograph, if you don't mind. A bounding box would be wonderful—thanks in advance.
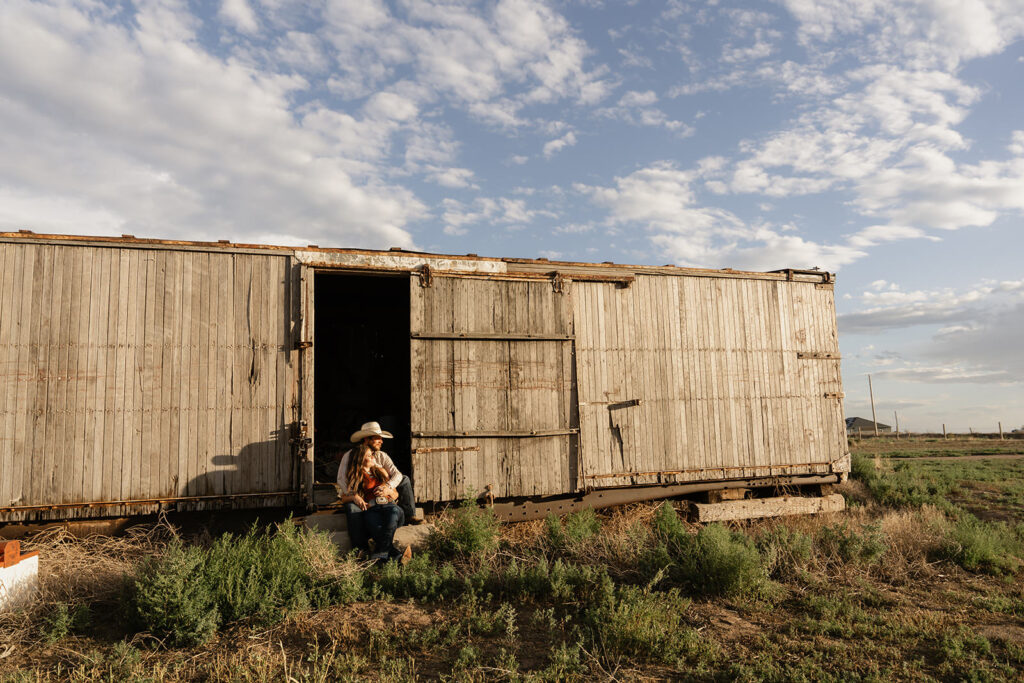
[313,272,411,484]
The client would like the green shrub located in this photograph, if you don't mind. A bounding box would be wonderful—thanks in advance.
[816,522,886,567]
[128,522,340,645]
[757,525,813,580]
[129,542,220,647]
[540,640,584,680]
[584,584,714,667]
[40,602,91,643]
[427,498,500,562]
[649,505,767,597]
[371,552,464,601]
[204,523,317,624]
[496,557,614,606]
[935,515,1022,575]
[545,508,601,550]
[693,523,768,597]
[850,452,875,482]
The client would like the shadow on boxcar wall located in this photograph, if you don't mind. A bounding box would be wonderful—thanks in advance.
[181,427,294,500]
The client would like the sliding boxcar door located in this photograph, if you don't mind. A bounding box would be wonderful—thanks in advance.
[409,274,576,502]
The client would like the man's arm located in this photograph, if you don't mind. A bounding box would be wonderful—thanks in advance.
[376,452,403,489]
[336,450,352,494]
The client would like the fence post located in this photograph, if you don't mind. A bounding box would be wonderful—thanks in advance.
[999,422,1004,440]
[942,424,947,439]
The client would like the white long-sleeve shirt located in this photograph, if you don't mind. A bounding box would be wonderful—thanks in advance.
[336,449,403,497]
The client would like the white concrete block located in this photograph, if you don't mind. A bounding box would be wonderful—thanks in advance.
[0,554,39,612]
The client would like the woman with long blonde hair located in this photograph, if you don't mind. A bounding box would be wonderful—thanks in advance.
[338,425,409,562]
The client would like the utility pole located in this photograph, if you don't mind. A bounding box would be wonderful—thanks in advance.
[894,410,899,438]
[868,375,878,437]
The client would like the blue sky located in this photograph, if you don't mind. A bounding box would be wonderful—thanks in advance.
[1,0,1022,432]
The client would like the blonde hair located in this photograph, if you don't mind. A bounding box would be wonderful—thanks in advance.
[346,443,389,495]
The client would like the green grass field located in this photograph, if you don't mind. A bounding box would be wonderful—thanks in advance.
[2,438,1023,681]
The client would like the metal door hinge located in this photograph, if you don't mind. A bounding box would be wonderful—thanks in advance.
[418,264,433,288]
[551,272,567,293]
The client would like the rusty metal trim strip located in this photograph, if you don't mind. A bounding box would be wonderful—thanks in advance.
[585,462,833,479]
[412,446,483,454]
[797,352,841,360]
[413,429,577,438]
[410,332,574,341]
[487,474,841,522]
[0,491,300,513]
[562,273,635,286]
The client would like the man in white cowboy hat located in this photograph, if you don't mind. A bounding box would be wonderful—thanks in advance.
[336,421,417,535]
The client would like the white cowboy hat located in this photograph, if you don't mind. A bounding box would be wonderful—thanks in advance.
[350,421,394,442]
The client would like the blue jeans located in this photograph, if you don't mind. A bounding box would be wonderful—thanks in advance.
[344,502,405,559]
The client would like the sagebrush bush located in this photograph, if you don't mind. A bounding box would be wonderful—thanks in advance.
[585,584,713,667]
[205,523,319,624]
[497,557,615,605]
[372,553,464,601]
[129,542,220,647]
[544,508,601,550]
[427,498,500,562]
[39,602,91,643]
[648,503,767,597]
[756,525,813,581]
[935,514,1023,575]
[128,522,339,645]
[816,522,886,568]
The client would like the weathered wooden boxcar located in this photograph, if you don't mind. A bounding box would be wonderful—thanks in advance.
[0,232,848,525]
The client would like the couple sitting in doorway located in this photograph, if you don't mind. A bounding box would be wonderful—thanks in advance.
[336,421,416,563]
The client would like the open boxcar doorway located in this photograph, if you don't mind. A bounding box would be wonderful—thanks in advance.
[313,272,411,485]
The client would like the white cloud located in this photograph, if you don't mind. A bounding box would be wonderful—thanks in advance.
[220,0,259,35]
[425,166,477,189]
[441,195,540,234]
[578,162,863,270]
[0,0,423,247]
[838,280,1024,333]
[597,90,694,136]
[845,224,937,247]
[543,130,577,158]
[782,0,1024,69]
[618,90,658,107]
[322,0,611,114]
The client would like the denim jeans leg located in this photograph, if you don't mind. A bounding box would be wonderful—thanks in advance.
[365,504,404,559]
[396,475,416,524]
[343,502,369,552]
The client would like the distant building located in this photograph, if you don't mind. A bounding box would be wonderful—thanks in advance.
[846,417,892,433]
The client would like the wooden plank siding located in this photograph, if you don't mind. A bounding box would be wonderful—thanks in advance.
[0,243,300,522]
[573,275,845,488]
[1,235,847,519]
[409,275,576,502]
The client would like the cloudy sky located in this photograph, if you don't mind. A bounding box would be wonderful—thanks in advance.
[1,0,1022,432]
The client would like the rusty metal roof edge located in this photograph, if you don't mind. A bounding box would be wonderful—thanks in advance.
[0,230,834,283]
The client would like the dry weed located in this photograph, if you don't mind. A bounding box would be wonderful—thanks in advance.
[0,519,176,650]
[878,505,947,573]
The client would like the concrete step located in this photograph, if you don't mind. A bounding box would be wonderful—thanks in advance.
[303,507,426,533]
[326,524,434,557]
[312,484,339,506]
[304,510,348,533]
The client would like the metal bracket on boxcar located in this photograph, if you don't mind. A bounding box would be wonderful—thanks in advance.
[550,272,567,293]
[290,421,312,459]
[417,264,433,288]
[295,340,312,350]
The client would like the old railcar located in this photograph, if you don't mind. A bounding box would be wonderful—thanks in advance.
[0,232,848,525]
